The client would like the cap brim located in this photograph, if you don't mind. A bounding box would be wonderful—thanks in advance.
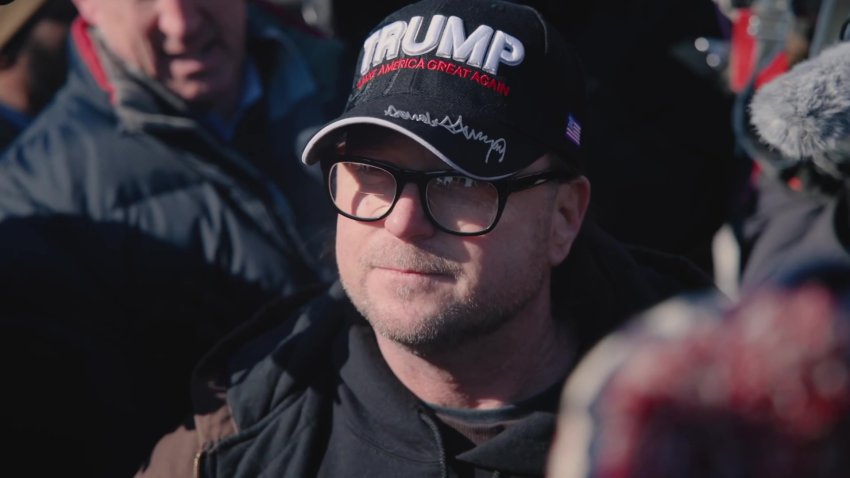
[302,94,545,181]
[302,115,494,178]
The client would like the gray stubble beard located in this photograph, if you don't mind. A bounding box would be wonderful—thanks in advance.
[343,253,548,357]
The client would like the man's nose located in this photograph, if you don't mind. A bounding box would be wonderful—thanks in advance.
[158,0,203,51]
[384,183,437,240]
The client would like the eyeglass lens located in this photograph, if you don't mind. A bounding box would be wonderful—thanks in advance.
[328,161,500,234]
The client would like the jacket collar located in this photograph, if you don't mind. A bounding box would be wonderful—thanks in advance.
[69,17,114,104]
[189,284,331,449]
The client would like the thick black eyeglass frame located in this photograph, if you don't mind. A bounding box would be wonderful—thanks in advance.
[322,155,579,236]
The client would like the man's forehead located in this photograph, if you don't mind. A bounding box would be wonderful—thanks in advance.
[342,124,411,148]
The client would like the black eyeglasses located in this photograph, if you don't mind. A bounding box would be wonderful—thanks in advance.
[323,156,578,236]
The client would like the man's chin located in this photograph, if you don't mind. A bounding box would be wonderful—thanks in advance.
[365,303,471,350]
[167,80,220,111]
[178,91,215,111]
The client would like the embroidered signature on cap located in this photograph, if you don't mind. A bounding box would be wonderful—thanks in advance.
[384,105,507,164]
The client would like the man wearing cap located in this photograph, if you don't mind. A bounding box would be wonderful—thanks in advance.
[0,0,75,150]
[140,1,710,477]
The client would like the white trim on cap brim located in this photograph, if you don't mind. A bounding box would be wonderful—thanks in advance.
[301,116,514,181]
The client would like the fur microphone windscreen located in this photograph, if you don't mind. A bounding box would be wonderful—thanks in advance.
[750,41,850,182]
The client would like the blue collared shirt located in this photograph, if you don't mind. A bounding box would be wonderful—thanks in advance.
[200,60,264,143]
[0,102,31,152]
[0,102,31,132]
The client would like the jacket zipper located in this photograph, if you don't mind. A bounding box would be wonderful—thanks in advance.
[419,412,449,478]
[193,449,205,478]
[420,411,511,478]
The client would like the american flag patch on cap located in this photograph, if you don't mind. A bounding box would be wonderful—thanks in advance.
[565,114,582,146]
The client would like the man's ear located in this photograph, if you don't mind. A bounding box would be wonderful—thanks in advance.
[548,176,590,266]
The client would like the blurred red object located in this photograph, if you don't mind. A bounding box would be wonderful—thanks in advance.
[550,285,850,478]
[730,8,790,93]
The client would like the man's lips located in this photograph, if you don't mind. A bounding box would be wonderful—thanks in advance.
[371,265,456,283]
[361,245,462,278]
[374,266,445,275]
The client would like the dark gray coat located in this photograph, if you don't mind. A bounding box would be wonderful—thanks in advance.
[0,5,349,477]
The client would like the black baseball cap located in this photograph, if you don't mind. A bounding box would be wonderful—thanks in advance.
[302,0,587,180]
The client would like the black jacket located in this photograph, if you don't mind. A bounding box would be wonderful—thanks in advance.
[139,224,712,478]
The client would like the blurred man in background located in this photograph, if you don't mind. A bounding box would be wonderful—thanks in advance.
[0,0,75,150]
[0,0,348,476]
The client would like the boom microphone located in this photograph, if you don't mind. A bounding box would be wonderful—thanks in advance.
[750,41,850,185]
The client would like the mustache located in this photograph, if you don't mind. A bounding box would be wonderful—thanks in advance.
[360,245,461,275]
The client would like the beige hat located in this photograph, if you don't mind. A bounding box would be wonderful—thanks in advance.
[0,0,48,50]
